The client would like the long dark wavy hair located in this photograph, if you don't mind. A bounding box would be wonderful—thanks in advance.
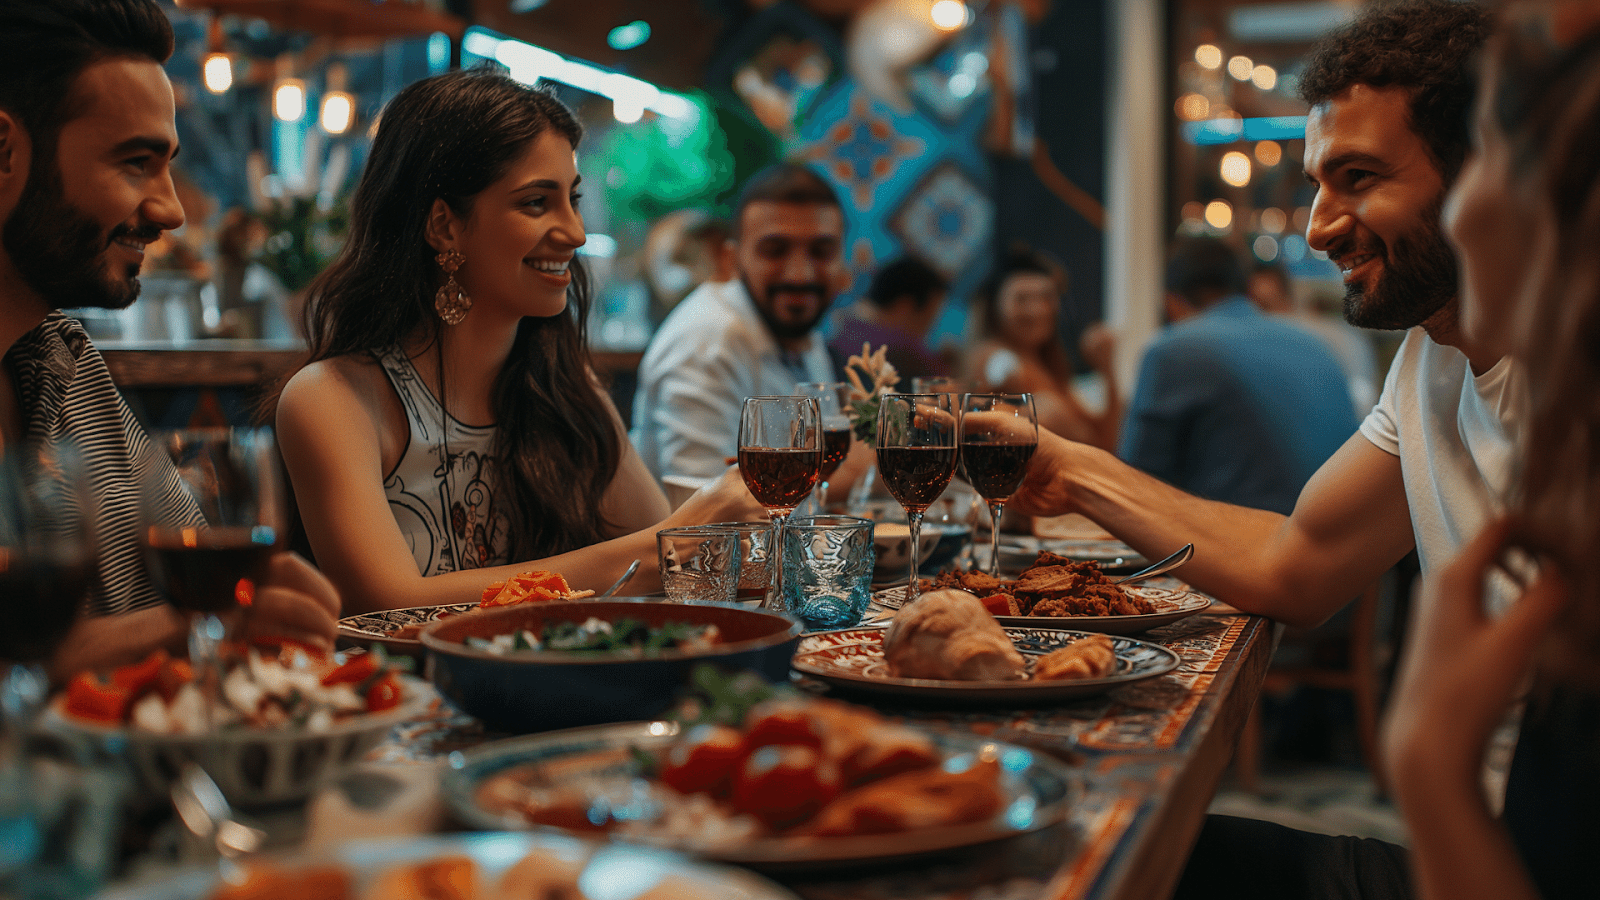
[295,68,621,560]
[1488,9,1600,689]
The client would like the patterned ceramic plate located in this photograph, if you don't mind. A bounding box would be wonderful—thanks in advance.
[792,627,1179,703]
[873,585,1212,635]
[337,603,479,654]
[443,720,1077,871]
[996,536,1147,572]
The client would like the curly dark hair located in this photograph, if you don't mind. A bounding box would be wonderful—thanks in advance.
[294,68,620,562]
[1298,0,1493,184]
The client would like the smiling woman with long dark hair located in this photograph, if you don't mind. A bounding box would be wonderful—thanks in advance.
[274,69,763,613]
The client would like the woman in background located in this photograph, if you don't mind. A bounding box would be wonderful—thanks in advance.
[275,69,763,613]
[964,247,1121,451]
[1382,5,1600,898]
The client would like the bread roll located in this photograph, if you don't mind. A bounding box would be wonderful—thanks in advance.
[884,589,1026,681]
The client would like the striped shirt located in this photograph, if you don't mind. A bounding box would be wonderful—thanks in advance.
[7,312,197,616]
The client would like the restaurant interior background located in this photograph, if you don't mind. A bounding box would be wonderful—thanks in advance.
[91,0,1388,437]
[71,0,1404,825]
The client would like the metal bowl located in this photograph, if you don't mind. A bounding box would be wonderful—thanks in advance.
[420,599,803,734]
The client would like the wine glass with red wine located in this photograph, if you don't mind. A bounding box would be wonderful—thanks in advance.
[959,393,1039,576]
[141,428,285,680]
[0,440,92,724]
[738,396,822,607]
[794,382,852,512]
[875,392,958,602]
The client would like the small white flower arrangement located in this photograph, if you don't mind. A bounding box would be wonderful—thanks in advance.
[843,343,900,446]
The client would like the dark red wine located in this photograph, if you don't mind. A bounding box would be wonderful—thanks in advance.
[819,429,851,483]
[0,558,89,662]
[738,448,821,512]
[876,445,958,512]
[961,441,1038,501]
[145,525,276,614]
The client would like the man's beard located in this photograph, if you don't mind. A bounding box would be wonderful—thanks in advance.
[744,276,829,343]
[3,158,148,311]
[1340,198,1459,331]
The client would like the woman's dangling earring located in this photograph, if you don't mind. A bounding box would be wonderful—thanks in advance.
[435,249,471,325]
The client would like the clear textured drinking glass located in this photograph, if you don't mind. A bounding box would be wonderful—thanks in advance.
[959,393,1039,576]
[874,392,958,602]
[737,397,822,607]
[657,526,742,604]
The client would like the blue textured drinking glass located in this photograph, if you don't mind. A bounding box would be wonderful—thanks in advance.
[778,515,875,630]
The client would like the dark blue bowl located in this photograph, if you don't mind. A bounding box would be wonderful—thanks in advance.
[420,600,803,734]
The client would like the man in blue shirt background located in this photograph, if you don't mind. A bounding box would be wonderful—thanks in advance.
[1119,235,1358,514]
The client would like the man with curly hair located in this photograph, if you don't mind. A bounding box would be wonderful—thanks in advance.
[1012,1,1503,896]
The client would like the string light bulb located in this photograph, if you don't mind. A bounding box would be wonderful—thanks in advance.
[319,63,354,134]
[201,17,232,94]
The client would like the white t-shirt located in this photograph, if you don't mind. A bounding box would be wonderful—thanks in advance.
[631,280,836,480]
[1359,327,1524,611]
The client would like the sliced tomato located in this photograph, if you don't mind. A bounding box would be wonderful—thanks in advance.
[657,723,745,798]
[741,699,825,752]
[320,652,380,687]
[978,592,1013,617]
[110,650,169,695]
[364,671,403,713]
[730,744,840,830]
[63,674,131,724]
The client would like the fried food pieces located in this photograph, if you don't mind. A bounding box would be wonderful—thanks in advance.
[930,552,1154,618]
[1034,633,1118,681]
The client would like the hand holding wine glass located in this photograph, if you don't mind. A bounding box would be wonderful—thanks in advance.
[959,393,1039,576]
[738,397,822,606]
[141,429,285,681]
[875,392,958,601]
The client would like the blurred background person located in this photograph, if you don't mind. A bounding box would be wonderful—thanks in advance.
[632,163,845,481]
[827,254,951,383]
[1121,235,1358,515]
[203,207,294,341]
[1250,259,1381,414]
[642,208,733,327]
[965,245,1121,451]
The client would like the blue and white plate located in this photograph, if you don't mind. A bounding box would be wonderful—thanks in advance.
[793,627,1179,702]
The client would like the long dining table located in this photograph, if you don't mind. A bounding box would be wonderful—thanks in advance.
[286,587,1274,900]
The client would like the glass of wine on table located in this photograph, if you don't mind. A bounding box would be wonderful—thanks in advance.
[142,428,285,699]
[959,393,1039,576]
[738,396,822,610]
[0,440,92,716]
[794,382,852,511]
[875,392,959,603]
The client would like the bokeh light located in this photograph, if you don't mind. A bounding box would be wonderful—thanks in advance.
[1220,151,1251,187]
[1181,201,1206,224]
[1251,64,1278,91]
[1195,44,1223,69]
[1255,140,1283,167]
[931,0,968,31]
[1176,93,1210,121]
[1204,199,1233,230]
[1253,234,1280,261]
[1227,55,1254,81]
[1260,207,1287,234]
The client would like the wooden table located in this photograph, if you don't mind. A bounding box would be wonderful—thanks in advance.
[324,595,1271,900]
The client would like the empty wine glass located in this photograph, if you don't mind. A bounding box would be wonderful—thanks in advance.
[738,397,822,608]
[794,382,852,512]
[959,393,1039,576]
[875,392,958,601]
[141,428,285,698]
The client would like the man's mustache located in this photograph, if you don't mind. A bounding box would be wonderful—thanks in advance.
[764,284,828,302]
[110,223,163,245]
